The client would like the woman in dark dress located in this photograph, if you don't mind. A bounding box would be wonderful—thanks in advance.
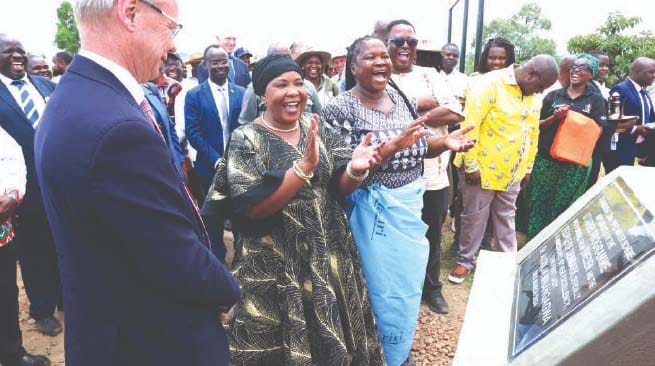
[204,55,432,365]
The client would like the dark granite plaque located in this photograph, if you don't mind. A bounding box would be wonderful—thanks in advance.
[509,177,655,359]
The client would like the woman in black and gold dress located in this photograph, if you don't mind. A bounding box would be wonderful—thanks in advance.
[204,55,429,365]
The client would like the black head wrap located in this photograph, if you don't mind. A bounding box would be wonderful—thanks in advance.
[252,54,303,97]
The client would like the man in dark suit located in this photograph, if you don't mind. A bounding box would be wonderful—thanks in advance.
[606,57,655,172]
[197,33,251,88]
[34,1,240,365]
[0,34,63,339]
[185,45,244,262]
[143,82,185,180]
[0,38,51,365]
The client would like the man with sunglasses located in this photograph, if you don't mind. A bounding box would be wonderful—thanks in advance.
[386,19,465,317]
[34,1,240,365]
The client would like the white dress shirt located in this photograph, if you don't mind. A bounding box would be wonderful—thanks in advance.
[174,78,199,162]
[0,72,47,127]
[0,125,26,197]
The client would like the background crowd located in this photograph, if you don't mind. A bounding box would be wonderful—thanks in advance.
[1,0,655,365]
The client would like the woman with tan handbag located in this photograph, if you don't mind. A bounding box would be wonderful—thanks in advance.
[525,54,607,240]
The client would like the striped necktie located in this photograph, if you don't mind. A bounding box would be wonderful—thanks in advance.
[139,98,212,250]
[11,80,39,127]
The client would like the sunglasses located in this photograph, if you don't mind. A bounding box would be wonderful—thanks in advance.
[570,64,591,73]
[388,37,419,48]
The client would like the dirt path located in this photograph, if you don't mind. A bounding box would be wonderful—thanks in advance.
[18,217,472,365]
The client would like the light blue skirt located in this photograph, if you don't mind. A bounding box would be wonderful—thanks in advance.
[347,178,429,366]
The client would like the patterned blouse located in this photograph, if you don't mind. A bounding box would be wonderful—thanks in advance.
[320,87,428,189]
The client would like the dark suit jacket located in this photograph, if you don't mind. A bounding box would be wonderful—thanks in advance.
[184,80,244,192]
[197,56,251,88]
[0,75,55,215]
[34,55,240,366]
[143,82,185,180]
[609,78,655,165]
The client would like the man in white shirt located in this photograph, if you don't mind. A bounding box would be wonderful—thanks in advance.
[437,43,469,103]
[387,19,464,315]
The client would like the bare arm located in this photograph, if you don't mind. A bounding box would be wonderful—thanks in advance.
[425,125,476,158]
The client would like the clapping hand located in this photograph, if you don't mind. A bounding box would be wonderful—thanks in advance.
[298,114,320,175]
[444,125,476,153]
[351,133,385,174]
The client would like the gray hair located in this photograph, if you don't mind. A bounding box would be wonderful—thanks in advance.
[74,0,116,25]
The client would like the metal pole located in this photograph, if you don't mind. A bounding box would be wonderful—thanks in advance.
[448,0,460,45]
[459,0,469,73]
[448,8,453,43]
[473,0,485,72]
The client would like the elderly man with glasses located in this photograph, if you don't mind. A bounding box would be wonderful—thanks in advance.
[33,1,240,365]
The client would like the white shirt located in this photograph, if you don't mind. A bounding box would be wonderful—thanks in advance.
[174,78,199,162]
[0,125,26,197]
[594,80,610,100]
[437,69,470,100]
[79,49,145,107]
[0,73,47,128]
[391,65,462,190]
[209,79,231,149]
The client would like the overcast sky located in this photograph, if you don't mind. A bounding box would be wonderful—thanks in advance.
[2,0,652,60]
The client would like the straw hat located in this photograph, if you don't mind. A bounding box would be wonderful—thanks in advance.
[295,46,332,67]
[185,52,203,64]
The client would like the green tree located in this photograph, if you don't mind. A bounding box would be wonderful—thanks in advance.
[481,2,557,64]
[567,12,655,85]
[54,1,80,54]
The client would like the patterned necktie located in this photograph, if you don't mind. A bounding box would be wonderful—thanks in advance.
[640,89,651,125]
[139,99,212,249]
[637,89,652,144]
[11,80,39,127]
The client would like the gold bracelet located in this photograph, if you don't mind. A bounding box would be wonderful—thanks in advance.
[292,160,313,186]
[346,162,369,182]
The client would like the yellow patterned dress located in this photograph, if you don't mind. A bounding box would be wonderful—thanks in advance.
[211,117,384,365]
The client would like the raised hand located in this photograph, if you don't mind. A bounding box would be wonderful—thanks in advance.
[351,132,384,174]
[444,125,476,153]
[298,114,320,175]
[391,114,430,152]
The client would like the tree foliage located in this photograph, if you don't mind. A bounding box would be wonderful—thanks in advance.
[54,1,80,54]
[567,12,655,85]
[481,2,557,64]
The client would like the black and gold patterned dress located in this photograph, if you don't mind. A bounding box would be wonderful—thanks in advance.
[215,117,384,365]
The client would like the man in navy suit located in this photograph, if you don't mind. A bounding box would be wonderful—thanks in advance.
[197,34,251,88]
[0,33,50,366]
[143,82,185,180]
[185,45,244,262]
[0,34,63,340]
[34,1,240,365]
[606,57,655,172]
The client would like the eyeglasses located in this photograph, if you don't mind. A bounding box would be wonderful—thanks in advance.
[570,64,591,73]
[139,0,183,38]
[388,37,419,48]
